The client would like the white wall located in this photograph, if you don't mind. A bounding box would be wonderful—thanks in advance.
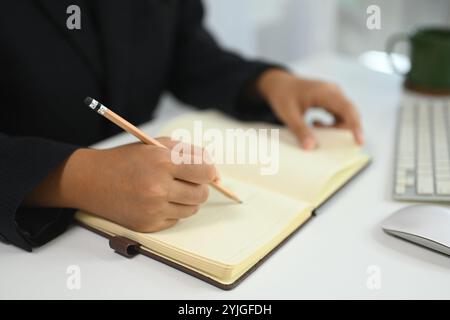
[203,0,338,63]
[338,0,450,56]
[202,0,450,63]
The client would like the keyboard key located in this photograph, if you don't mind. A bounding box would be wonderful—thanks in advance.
[417,180,434,194]
[437,181,450,195]
[436,174,450,181]
[396,167,407,175]
[393,95,450,200]
[418,172,433,179]
[435,168,450,175]
[434,157,449,163]
[406,176,415,186]
[396,177,406,185]
[395,184,406,195]
[417,167,433,174]
[397,160,415,169]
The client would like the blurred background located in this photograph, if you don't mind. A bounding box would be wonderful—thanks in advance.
[203,0,450,74]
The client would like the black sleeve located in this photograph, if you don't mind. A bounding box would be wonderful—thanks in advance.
[0,133,79,251]
[168,0,283,122]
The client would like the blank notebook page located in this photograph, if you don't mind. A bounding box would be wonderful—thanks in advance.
[160,111,368,204]
[78,176,311,267]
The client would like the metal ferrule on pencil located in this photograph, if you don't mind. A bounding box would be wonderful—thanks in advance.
[85,97,107,115]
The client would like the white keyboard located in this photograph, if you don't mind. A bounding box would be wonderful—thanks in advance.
[394,94,450,202]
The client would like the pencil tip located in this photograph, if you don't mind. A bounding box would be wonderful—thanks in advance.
[233,196,243,204]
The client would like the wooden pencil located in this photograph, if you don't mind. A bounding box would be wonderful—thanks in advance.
[84,97,242,204]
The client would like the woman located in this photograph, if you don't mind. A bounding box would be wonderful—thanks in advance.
[0,0,363,251]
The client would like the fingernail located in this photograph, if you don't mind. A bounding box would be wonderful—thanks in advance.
[356,131,365,144]
[302,137,316,150]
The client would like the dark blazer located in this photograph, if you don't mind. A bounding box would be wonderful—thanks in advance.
[0,0,277,251]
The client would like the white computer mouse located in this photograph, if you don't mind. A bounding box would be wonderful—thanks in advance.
[382,205,450,256]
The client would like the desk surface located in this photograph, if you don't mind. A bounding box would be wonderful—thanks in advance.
[2,54,450,299]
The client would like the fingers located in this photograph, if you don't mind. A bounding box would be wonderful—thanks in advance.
[292,118,316,150]
[155,136,180,149]
[148,218,179,232]
[336,96,364,145]
[158,137,208,159]
[148,177,206,229]
[157,137,221,182]
[172,155,218,184]
[313,84,364,145]
[168,179,209,205]
[281,102,316,150]
[165,203,200,219]
[163,219,179,228]
[313,114,364,145]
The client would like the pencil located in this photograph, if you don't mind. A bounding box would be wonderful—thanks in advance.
[84,97,242,204]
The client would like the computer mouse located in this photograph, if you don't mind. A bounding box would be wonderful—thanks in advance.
[382,205,450,256]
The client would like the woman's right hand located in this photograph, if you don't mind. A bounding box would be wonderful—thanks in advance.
[25,138,218,232]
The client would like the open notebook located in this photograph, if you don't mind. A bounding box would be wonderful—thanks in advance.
[75,111,370,289]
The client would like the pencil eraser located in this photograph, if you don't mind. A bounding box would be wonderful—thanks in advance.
[84,96,93,107]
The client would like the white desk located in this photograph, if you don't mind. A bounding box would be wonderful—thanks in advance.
[1,54,450,299]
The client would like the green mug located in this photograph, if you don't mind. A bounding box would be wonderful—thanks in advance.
[387,28,450,94]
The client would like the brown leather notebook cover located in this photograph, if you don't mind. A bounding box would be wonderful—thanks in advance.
[77,217,313,290]
[77,162,370,290]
